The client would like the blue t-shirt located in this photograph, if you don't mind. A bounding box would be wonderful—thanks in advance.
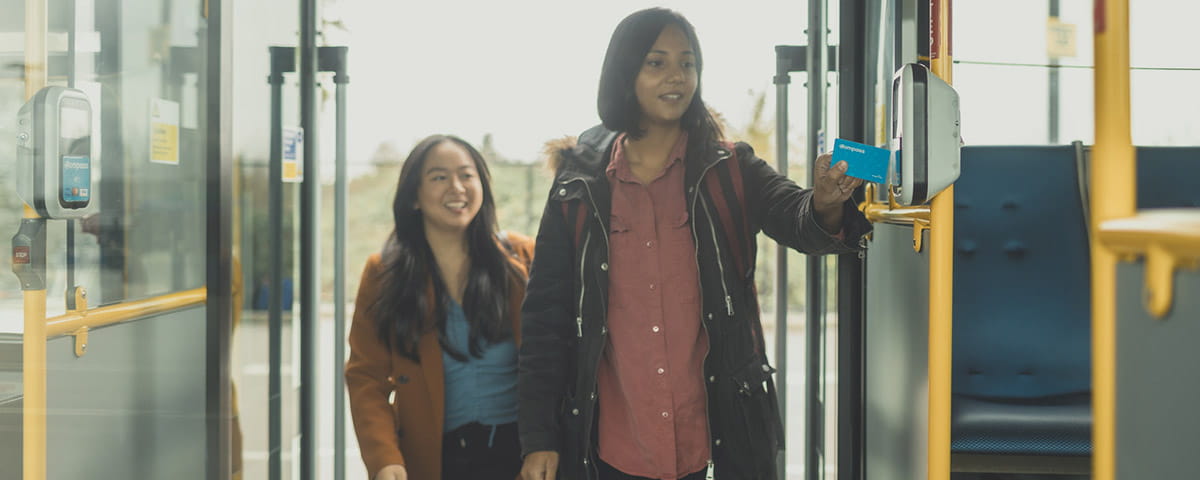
[442,299,519,432]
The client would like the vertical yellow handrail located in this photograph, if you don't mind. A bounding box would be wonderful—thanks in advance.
[23,0,48,478]
[1091,1,1134,479]
[928,1,953,480]
[21,267,45,480]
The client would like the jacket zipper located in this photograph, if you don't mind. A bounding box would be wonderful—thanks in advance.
[689,149,730,477]
[698,194,735,317]
[577,231,591,338]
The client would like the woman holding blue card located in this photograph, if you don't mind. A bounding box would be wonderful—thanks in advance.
[518,8,871,480]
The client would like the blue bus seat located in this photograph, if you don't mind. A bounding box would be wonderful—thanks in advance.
[948,145,1197,474]
[952,146,1092,471]
[1137,147,1200,208]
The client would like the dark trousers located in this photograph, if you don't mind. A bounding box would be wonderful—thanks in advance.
[441,421,521,480]
[597,458,707,480]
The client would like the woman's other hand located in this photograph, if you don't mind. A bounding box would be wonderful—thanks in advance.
[521,451,559,480]
[375,464,407,480]
[812,152,864,233]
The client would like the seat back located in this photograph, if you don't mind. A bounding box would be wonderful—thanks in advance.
[953,146,1092,399]
[1137,146,1200,208]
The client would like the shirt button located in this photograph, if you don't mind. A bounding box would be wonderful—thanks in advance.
[652,325,660,333]
[662,411,669,418]
[600,262,608,271]
[657,367,665,375]
[708,376,716,383]
[646,240,653,248]
[590,392,597,401]
[649,283,656,291]
[715,439,722,446]
[571,408,580,416]
[707,313,714,320]
[558,188,567,196]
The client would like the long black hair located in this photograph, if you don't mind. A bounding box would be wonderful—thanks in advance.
[597,8,724,156]
[371,134,522,362]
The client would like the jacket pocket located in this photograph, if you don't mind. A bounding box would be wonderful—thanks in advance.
[718,356,783,477]
[387,375,405,433]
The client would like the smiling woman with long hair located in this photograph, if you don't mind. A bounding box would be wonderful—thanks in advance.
[346,134,534,480]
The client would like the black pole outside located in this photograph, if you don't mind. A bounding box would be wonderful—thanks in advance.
[837,0,873,478]
[299,0,320,475]
[805,2,829,479]
[774,46,794,480]
[323,45,350,480]
[267,45,290,480]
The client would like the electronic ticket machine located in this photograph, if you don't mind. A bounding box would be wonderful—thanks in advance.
[889,62,961,206]
[15,86,96,219]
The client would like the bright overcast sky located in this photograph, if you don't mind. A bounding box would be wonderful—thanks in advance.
[231,0,1199,178]
[320,0,809,169]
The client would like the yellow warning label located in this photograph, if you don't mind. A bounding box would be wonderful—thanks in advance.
[150,98,180,165]
[283,161,299,181]
[151,124,178,163]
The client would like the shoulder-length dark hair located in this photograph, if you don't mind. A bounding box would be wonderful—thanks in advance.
[372,134,522,362]
[597,8,723,153]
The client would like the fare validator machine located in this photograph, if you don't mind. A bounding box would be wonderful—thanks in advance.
[12,86,96,295]
[889,63,961,205]
[16,86,96,219]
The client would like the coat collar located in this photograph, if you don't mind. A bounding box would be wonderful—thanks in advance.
[554,125,731,188]
[551,125,733,219]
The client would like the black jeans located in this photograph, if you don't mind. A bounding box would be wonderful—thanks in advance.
[441,421,521,480]
[597,458,707,480]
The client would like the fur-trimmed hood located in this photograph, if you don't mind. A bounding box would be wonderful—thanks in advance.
[541,135,577,173]
[538,125,619,179]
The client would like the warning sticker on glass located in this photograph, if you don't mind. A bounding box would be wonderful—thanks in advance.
[150,98,179,165]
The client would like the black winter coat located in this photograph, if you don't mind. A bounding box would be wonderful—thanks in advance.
[518,125,871,480]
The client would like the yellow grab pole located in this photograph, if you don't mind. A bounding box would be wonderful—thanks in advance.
[1092,1,1135,479]
[928,1,953,479]
[23,0,48,477]
[24,1,46,99]
[21,252,46,480]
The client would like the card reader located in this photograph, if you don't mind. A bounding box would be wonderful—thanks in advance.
[889,63,961,206]
[15,86,96,219]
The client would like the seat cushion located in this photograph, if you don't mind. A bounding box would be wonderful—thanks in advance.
[951,394,1091,456]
